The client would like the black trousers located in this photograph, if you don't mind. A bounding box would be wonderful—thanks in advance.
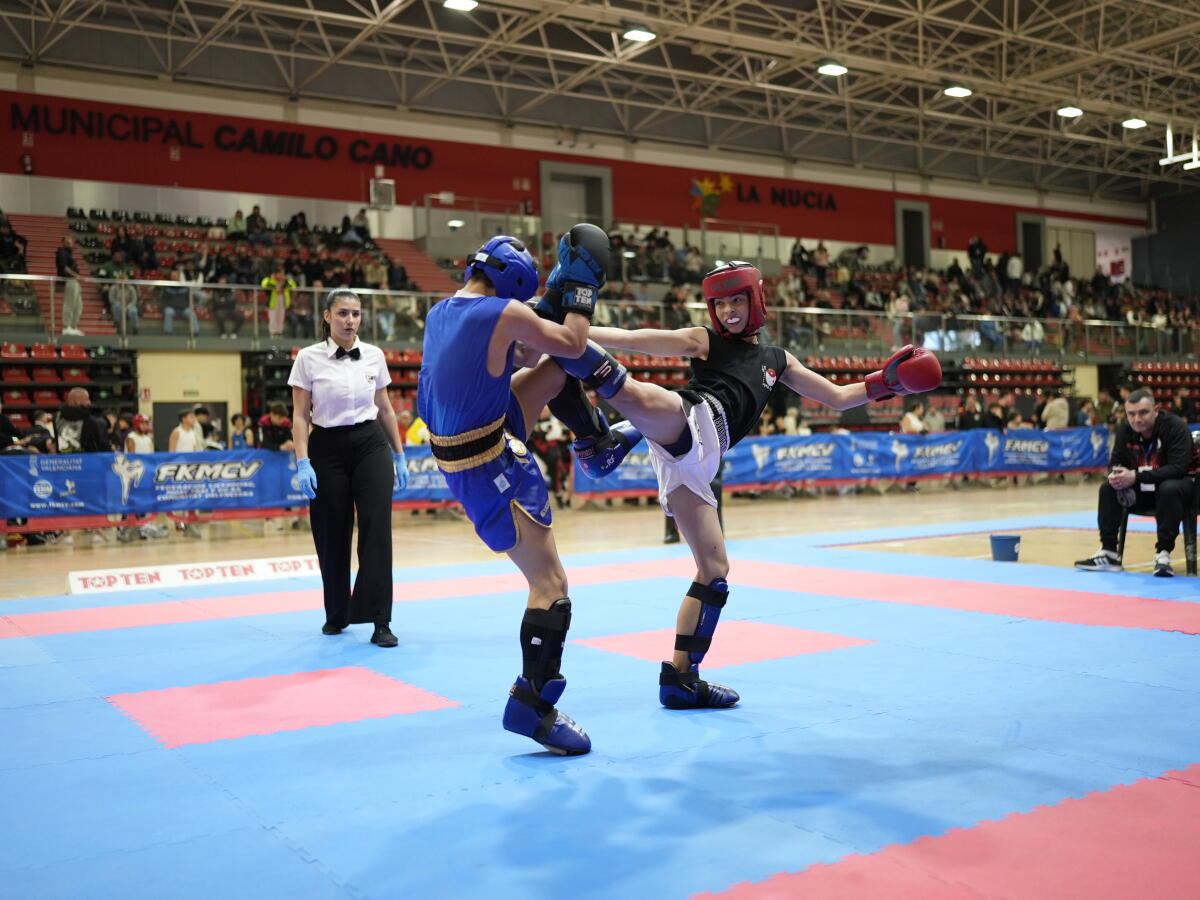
[1098,478,1190,554]
[308,420,394,625]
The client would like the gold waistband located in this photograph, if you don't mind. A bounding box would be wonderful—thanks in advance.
[428,415,506,447]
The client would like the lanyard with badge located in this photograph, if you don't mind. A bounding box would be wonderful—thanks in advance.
[1138,435,1158,492]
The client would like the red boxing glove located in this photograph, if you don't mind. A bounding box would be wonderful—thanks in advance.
[864,345,942,401]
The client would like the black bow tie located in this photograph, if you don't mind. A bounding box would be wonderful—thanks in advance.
[335,346,361,360]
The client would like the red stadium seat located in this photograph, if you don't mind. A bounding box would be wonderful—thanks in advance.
[3,389,31,406]
[2,367,30,383]
[30,342,58,359]
[7,412,30,430]
[63,367,90,383]
[60,344,87,360]
[1,342,26,359]
[31,367,57,383]
[32,389,60,407]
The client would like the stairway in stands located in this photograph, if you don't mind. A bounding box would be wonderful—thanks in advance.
[373,238,458,297]
[6,214,115,336]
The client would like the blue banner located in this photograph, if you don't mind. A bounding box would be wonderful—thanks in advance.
[0,445,452,518]
[573,426,1110,494]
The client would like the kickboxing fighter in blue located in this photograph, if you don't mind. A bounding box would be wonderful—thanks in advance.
[417,226,616,756]
[540,261,943,711]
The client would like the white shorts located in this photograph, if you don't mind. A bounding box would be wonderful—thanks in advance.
[648,395,725,516]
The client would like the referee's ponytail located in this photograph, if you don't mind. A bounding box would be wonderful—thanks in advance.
[320,288,362,341]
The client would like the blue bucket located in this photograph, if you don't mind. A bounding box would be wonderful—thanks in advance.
[990,534,1021,562]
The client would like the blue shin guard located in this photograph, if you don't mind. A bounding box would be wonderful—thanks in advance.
[503,676,591,755]
[575,420,643,479]
[552,341,627,400]
[659,579,740,709]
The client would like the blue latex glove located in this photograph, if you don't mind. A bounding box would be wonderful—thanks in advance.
[295,457,317,499]
[393,450,409,491]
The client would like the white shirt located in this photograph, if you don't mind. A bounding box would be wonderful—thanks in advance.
[127,431,155,453]
[172,426,200,452]
[288,339,391,428]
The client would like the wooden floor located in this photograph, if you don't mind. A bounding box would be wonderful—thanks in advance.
[1,479,1132,601]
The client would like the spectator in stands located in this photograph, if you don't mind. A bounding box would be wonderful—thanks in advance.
[900,400,926,492]
[257,402,294,452]
[212,276,243,339]
[95,248,135,329]
[968,236,987,277]
[227,209,247,240]
[811,242,830,288]
[1074,399,1096,427]
[887,288,910,349]
[836,245,869,270]
[117,413,168,542]
[56,387,107,454]
[352,208,371,244]
[261,264,296,338]
[286,212,311,248]
[662,284,693,330]
[110,225,136,263]
[229,412,255,449]
[108,262,140,336]
[288,283,315,339]
[1076,387,1194,576]
[387,258,410,291]
[946,257,964,285]
[1021,317,1044,352]
[1005,251,1023,297]
[26,409,55,454]
[56,235,85,336]
[1171,387,1196,423]
[924,401,946,433]
[955,395,986,430]
[789,239,810,273]
[192,405,219,448]
[1041,390,1070,430]
[339,215,364,248]
[160,269,199,336]
[0,219,29,272]
[232,244,257,286]
[246,205,271,247]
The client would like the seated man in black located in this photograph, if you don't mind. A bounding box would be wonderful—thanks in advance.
[1076,387,1197,577]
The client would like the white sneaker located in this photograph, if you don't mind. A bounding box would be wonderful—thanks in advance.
[1154,550,1174,578]
[1075,549,1122,572]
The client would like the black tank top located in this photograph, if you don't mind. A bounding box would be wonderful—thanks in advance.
[682,327,788,448]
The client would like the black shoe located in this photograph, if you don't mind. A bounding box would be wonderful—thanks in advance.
[321,622,345,635]
[371,624,398,647]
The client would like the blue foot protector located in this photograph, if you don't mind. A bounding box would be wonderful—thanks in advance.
[502,676,591,755]
[575,420,644,479]
[659,662,740,709]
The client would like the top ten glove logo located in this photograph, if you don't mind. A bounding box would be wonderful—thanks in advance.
[690,173,734,216]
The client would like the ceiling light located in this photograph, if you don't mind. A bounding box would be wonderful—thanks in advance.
[943,84,972,98]
[443,0,478,10]
[1056,106,1083,118]
[446,219,465,229]
[623,26,656,42]
[817,60,848,77]
[1122,117,1147,130]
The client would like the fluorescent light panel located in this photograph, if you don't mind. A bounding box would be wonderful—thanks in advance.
[1056,106,1083,118]
[943,85,972,98]
[1122,117,1147,129]
[817,61,848,77]
[443,0,478,10]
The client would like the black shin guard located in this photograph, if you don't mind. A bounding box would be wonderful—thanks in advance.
[547,377,608,443]
[520,599,571,688]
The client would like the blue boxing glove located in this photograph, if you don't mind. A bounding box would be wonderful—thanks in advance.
[393,450,409,491]
[295,457,317,499]
[541,223,611,321]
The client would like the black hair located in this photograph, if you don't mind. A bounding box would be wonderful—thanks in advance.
[268,402,288,417]
[1126,387,1155,406]
[320,288,362,340]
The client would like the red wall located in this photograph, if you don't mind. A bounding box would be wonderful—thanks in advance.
[4,90,1145,250]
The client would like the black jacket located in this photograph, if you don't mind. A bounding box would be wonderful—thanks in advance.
[1110,410,1195,484]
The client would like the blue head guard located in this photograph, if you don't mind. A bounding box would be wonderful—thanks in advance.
[464,236,539,302]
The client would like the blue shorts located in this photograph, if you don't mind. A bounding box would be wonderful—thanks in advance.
[441,396,552,553]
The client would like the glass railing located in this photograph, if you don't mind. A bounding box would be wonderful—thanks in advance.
[0,273,440,348]
[2,272,1195,361]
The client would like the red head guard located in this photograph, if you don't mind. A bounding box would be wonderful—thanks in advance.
[133,414,151,432]
[702,261,766,338]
